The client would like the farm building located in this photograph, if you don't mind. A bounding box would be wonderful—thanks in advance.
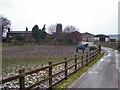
[2,37,7,42]
[82,32,94,42]
[7,31,32,42]
[53,23,62,39]
[71,31,82,43]
[94,34,110,42]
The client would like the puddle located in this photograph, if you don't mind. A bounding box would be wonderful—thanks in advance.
[88,69,98,74]
[100,59,104,62]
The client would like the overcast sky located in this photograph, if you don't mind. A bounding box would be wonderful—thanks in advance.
[0,0,119,35]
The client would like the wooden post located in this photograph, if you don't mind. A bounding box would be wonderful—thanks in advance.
[49,62,52,88]
[91,51,94,60]
[89,47,91,52]
[75,55,77,73]
[93,50,96,60]
[86,53,88,66]
[19,69,25,90]
[93,51,95,60]
[99,45,101,54]
[81,55,84,66]
[89,52,91,62]
[89,51,91,61]
[65,58,68,80]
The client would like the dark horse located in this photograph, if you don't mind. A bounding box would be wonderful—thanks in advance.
[76,44,88,53]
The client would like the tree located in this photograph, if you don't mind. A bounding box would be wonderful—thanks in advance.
[42,24,46,32]
[47,24,56,34]
[0,16,11,37]
[32,24,47,42]
[32,25,40,41]
[60,25,81,44]
[26,27,28,31]
[63,25,78,33]
[40,24,47,39]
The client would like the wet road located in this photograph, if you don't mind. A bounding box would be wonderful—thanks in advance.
[70,47,119,88]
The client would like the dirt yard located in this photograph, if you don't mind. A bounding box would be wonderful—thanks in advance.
[2,45,90,79]
[2,45,77,78]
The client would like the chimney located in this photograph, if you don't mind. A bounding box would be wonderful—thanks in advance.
[8,27,10,32]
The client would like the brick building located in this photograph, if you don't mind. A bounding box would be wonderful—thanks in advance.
[7,31,32,42]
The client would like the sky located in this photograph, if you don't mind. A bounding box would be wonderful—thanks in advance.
[0,0,119,35]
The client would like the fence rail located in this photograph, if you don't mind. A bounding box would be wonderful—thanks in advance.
[1,46,101,90]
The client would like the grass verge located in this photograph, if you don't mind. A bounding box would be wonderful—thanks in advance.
[53,51,105,89]
[101,44,120,51]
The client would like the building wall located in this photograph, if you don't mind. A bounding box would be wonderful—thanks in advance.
[56,24,62,34]
[71,31,82,43]
[94,37,109,42]
[55,24,62,39]
[7,33,32,42]
[105,38,110,42]
[94,37,99,41]
[82,36,94,42]
[89,37,94,42]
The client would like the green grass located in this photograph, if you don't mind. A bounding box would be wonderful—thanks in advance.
[53,51,105,89]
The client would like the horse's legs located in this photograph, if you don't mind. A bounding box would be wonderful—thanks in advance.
[83,49,85,53]
[76,49,78,53]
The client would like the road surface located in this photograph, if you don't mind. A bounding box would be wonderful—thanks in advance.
[69,47,119,89]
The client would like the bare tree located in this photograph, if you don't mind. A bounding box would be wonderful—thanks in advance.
[63,25,78,33]
[0,16,11,37]
[47,24,56,34]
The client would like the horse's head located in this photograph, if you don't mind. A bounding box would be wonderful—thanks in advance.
[84,44,88,47]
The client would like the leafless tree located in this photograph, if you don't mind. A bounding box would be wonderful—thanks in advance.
[0,16,11,37]
[47,24,56,34]
[63,25,78,33]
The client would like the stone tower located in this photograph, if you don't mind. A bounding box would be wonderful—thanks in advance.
[55,23,62,39]
[56,23,62,34]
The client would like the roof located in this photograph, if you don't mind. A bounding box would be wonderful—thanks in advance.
[94,34,109,38]
[82,32,94,36]
[82,32,94,38]
[71,31,82,35]
[7,31,31,34]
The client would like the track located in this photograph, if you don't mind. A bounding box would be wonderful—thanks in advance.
[70,47,119,89]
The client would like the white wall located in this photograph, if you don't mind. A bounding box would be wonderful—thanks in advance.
[94,37,99,41]
[105,38,110,41]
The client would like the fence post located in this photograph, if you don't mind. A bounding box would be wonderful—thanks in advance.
[93,50,96,60]
[49,62,52,89]
[19,69,25,90]
[86,53,88,66]
[99,45,101,54]
[75,55,77,73]
[65,58,68,80]
[81,55,84,66]
[91,51,94,60]
[89,51,91,61]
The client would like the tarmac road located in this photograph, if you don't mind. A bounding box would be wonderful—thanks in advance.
[69,47,119,89]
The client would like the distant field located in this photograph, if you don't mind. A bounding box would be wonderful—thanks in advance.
[2,45,79,78]
[109,34,120,41]
[100,42,120,51]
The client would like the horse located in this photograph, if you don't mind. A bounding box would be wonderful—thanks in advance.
[76,43,88,53]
